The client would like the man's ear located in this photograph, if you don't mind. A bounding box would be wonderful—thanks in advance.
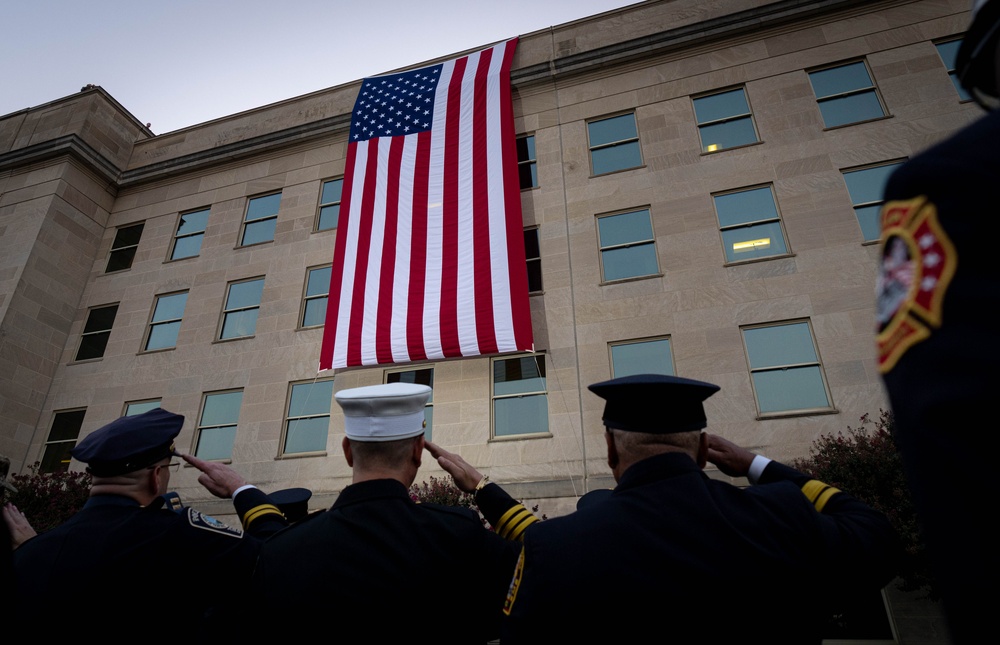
[605,430,619,470]
[147,466,164,497]
[412,435,425,468]
[696,432,708,469]
[342,436,354,467]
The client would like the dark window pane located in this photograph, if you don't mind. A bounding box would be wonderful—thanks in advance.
[387,368,434,389]
[818,91,884,128]
[694,89,750,124]
[241,218,277,246]
[82,305,118,334]
[112,223,144,248]
[105,246,138,272]
[518,163,538,190]
[809,62,873,98]
[588,114,638,147]
[699,117,758,151]
[48,410,85,442]
[935,40,961,69]
[177,209,209,236]
[40,441,75,473]
[516,136,536,162]
[494,356,546,396]
[76,332,111,360]
[591,141,641,175]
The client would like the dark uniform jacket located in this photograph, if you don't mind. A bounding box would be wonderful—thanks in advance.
[253,478,527,642]
[878,109,1000,643]
[11,488,284,632]
[502,452,898,643]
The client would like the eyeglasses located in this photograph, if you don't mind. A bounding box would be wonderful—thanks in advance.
[148,462,180,472]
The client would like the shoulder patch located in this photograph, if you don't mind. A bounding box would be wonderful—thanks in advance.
[876,196,957,373]
[186,508,244,538]
[503,547,525,616]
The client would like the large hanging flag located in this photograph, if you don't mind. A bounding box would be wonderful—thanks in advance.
[319,38,534,370]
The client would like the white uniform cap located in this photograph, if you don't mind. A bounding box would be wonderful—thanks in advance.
[335,382,431,442]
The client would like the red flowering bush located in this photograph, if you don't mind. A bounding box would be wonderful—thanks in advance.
[793,410,932,594]
[409,476,477,509]
[2,463,91,533]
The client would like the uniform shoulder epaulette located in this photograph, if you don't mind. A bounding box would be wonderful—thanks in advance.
[799,479,842,513]
[185,508,244,538]
[240,502,285,530]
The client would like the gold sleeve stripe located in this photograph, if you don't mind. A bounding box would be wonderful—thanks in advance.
[800,480,842,513]
[495,505,538,541]
[242,504,284,527]
[503,547,526,616]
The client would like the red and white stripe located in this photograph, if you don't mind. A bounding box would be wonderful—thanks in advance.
[319,39,533,370]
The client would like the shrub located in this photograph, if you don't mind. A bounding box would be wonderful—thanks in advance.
[1,463,91,533]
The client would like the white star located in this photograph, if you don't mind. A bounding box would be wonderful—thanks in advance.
[923,253,940,268]
[921,276,937,291]
[919,233,934,249]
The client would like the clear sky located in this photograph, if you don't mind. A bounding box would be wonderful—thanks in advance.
[2,0,639,134]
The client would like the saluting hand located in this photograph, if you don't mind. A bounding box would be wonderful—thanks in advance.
[182,453,248,499]
[425,441,484,494]
[3,503,37,549]
[705,434,756,478]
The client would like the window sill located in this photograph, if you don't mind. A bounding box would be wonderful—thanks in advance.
[137,347,177,356]
[234,240,274,250]
[276,451,328,460]
[296,324,324,332]
[520,185,540,192]
[68,356,105,366]
[100,267,134,277]
[213,335,256,344]
[861,239,879,247]
[312,227,336,234]
[164,255,199,264]
[589,164,646,179]
[722,253,795,267]
[821,114,892,132]
[529,290,544,297]
[700,140,763,156]
[600,272,663,286]
[755,408,839,421]
[490,432,552,443]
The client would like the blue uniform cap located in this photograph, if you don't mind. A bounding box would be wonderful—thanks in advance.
[269,487,313,522]
[588,374,720,434]
[70,408,184,476]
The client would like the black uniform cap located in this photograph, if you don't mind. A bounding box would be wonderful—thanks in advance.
[269,487,313,523]
[588,374,720,434]
[957,0,1000,110]
[70,408,183,476]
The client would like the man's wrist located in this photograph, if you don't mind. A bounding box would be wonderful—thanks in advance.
[747,455,772,485]
[232,484,258,499]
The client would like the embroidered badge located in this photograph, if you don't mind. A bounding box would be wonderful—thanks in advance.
[503,548,526,616]
[876,196,957,373]
[186,508,244,538]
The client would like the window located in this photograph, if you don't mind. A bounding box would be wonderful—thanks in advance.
[935,39,971,101]
[300,266,331,328]
[240,193,281,246]
[693,87,759,152]
[588,113,642,175]
[517,135,538,189]
[808,61,886,128]
[124,400,161,416]
[105,222,144,272]
[219,278,264,340]
[597,209,659,282]
[386,368,434,440]
[524,228,542,293]
[742,321,833,415]
[74,304,119,361]
[492,354,548,438]
[842,162,904,242]
[170,208,210,260]
[713,185,789,263]
[40,409,86,473]
[144,291,188,351]
[283,379,335,454]
[195,390,243,460]
[316,179,343,231]
[610,337,674,378]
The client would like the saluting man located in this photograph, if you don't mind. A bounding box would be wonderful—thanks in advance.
[501,374,899,643]
[9,408,286,632]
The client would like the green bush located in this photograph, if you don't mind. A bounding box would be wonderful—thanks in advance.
[793,410,933,595]
[1,463,91,533]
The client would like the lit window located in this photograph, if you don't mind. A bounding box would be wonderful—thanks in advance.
[316,179,343,231]
[808,61,886,128]
[219,278,264,340]
[75,304,119,361]
[300,266,331,329]
[144,291,188,351]
[492,354,548,438]
[170,208,210,260]
[283,379,335,454]
[240,193,281,246]
[610,337,674,378]
[124,400,161,416]
[713,186,789,263]
[524,228,542,293]
[40,409,86,473]
[517,135,538,189]
[693,88,759,152]
[742,321,833,415]
[105,223,144,272]
[935,39,971,101]
[597,209,659,282]
[386,368,434,440]
[588,113,642,175]
[842,162,904,242]
[195,390,243,460]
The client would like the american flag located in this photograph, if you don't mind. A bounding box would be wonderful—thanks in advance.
[319,38,534,370]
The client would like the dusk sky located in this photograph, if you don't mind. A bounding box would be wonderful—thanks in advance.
[3,0,638,134]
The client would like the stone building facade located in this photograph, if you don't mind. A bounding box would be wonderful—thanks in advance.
[0,2,976,639]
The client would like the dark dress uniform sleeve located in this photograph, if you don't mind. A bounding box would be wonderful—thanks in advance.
[232,487,287,537]
[475,482,539,541]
